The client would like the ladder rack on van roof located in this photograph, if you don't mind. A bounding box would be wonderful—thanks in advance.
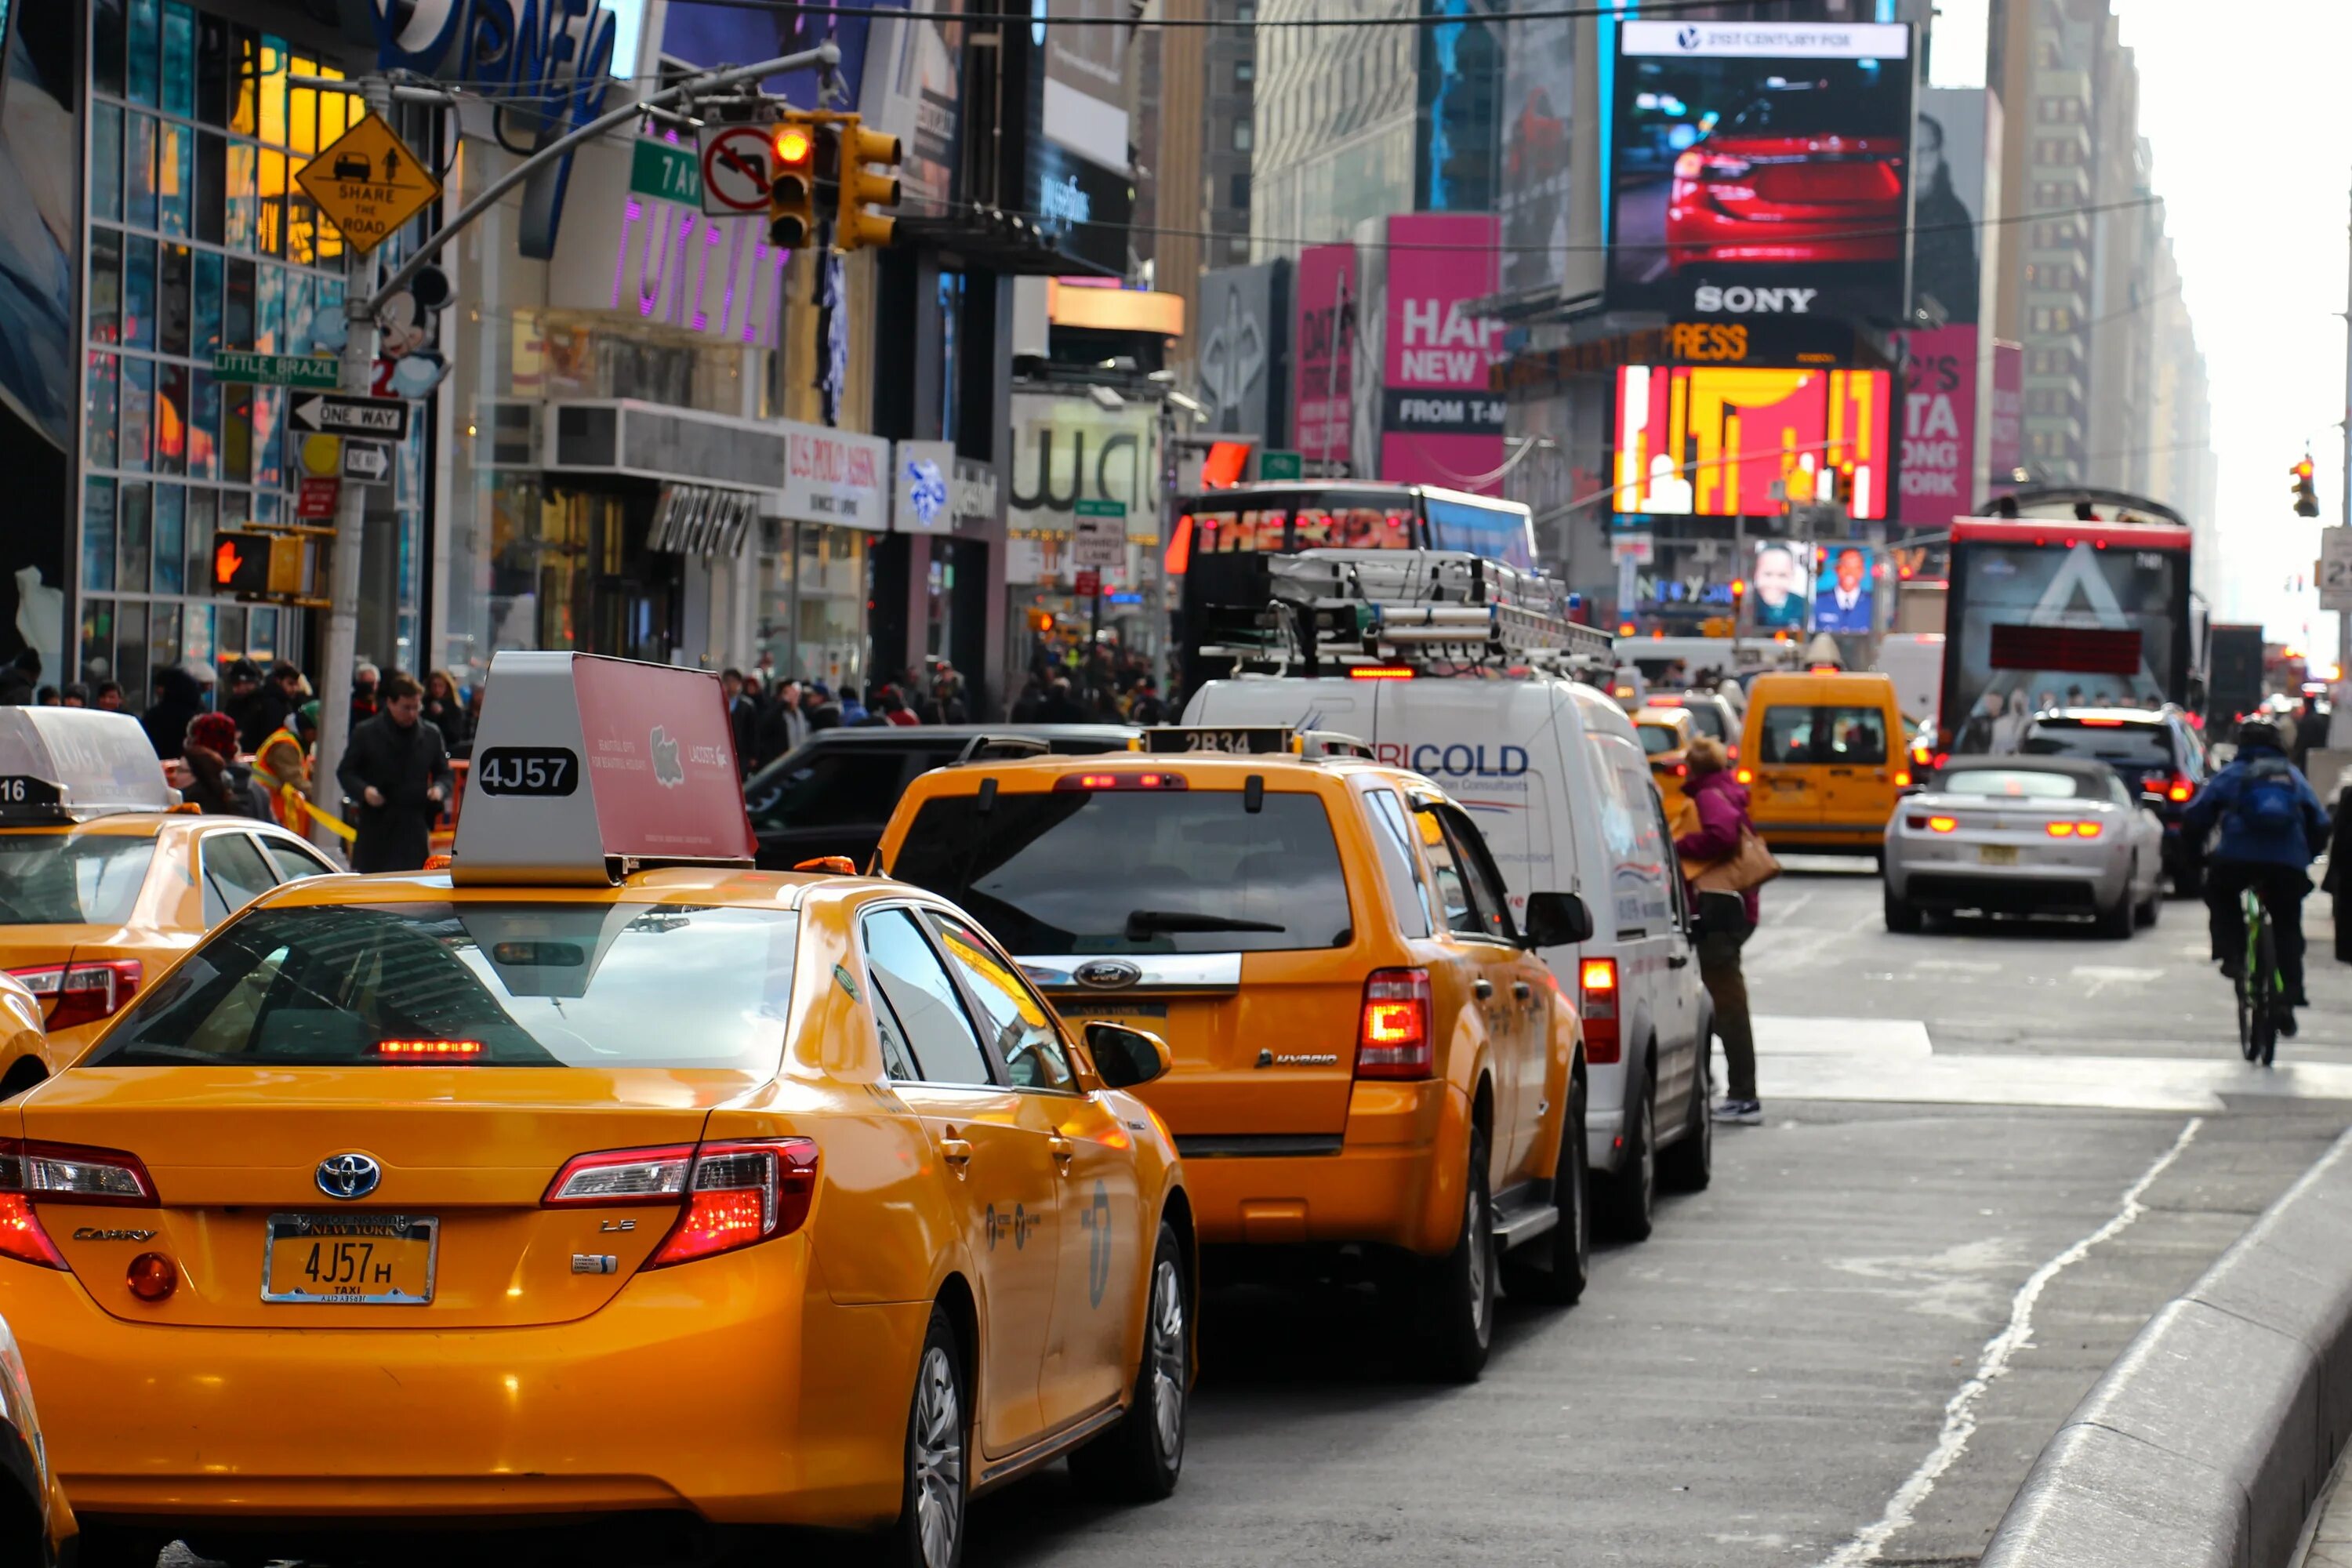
[1186,548,1616,680]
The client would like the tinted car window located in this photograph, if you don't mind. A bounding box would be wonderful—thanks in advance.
[1363,787,1433,939]
[1635,724,1676,756]
[862,907,993,1086]
[745,749,918,832]
[1935,768,2092,799]
[0,833,155,926]
[1675,702,1727,740]
[200,833,278,926]
[89,902,797,1069]
[1416,811,1483,937]
[1758,706,1814,764]
[892,790,1354,955]
[1430,808,1515,944]
[262,837,336,883]
[2021,721,2173,766]
[1822,707,1888,764]
[929,911,1076,1092]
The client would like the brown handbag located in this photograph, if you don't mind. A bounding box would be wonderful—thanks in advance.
[1690,823,1782,894]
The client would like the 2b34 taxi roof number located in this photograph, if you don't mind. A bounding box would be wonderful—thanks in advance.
[474,746,579,797]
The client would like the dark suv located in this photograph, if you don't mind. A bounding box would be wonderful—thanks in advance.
[743,724,1138,871]
[2020,707,2210,893]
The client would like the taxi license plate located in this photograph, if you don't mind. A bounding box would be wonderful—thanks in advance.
[1978,844,2020,866]
[262,1213,437,1305]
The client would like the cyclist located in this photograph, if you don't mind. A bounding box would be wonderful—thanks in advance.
[2183,718,2331,1036]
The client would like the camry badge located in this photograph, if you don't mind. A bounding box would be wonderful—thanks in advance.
[71,1227,158,1243]
[316,1153,383,1200]
[1074,959,1142,989]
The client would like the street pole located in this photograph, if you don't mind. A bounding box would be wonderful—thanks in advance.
[304,44,839,832]
[2339,183,2351,691]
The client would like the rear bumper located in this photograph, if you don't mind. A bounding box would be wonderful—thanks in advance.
[1889,858,2125,913]
[1759,825,1885,853]
[10,1239,920,1530]
[1175,1079,1466,1255]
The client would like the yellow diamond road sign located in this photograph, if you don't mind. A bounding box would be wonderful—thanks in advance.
[296,117,439,256]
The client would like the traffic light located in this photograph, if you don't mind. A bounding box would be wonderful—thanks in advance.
[768,115,817,249]
[209,531,303,598]
[2294,456,2321,518]
[835,115,902,252]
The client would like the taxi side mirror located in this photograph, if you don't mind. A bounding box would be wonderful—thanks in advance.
[1521,891,1594,949]
[1085,1022,1171,1091]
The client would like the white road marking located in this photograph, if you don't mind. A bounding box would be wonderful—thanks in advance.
[1908,958,2003,974]
[2070,964,2164,997]
[1754,1017,1933,1058]
[1817,1116,2203,1568]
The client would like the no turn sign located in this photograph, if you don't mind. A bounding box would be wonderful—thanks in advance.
[698,126,773,217]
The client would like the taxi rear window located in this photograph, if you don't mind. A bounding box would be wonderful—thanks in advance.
[86,902,797,1070]
[1635,724,1676,756]
[0,834,156,926]
[891,790,1352,955]
[1675,702,1727,739]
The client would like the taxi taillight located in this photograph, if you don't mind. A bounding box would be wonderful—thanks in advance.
[0,1137,158,1269]
[10,959,141,1031]
[1578,957,1620,1065]
[1355,968,1432,1080]
[543,1138,818,1269]
[1052,772,1189,792]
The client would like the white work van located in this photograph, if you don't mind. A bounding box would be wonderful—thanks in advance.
[1185,673,1714,1237]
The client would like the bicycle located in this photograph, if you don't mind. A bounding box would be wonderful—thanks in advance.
[2235,884,2281,1067]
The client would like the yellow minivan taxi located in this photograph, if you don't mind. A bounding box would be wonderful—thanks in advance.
[1737,671,1911,856]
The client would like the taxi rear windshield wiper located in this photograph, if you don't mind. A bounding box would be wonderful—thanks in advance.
[1123,910,1287,939]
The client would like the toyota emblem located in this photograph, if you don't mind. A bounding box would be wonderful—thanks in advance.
[316,1153,382,1200]
[1073,959,1142,989]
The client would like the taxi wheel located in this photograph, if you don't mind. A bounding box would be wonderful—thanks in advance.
[1883,888,1923,934]
[1417,1127,1495,1382]
[887,1308,968,1568]
[1600,1077,1656,1242]
[1069,1221,1189,1502]
[1500,1084,1588,1306]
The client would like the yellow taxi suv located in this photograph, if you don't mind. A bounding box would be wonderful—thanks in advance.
[1737,670,1911,858]
[0,708,342,1087]
[1632,706,1699,799]
[880,726,1597,1382]
[1,652,1191,1568]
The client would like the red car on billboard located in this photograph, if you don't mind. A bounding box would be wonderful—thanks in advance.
[1664,82,1906,272]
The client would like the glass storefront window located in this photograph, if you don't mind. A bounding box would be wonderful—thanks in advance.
[186,489,215,590]
[183,604,213,668]
[93,107,124,223]
[153,485,186,594]
[188,370,219,480]
[151,604,183,676]
[128,0,159,107]
[118,485,153,595]
[793,524,870,691]
[89,230,122,345]
[192,251,222,356]
[158,119,191,237]
[119,358,153,473]
[81,600,114,688]
[122,234,154,349]
[86,354,119,470]
[156,364,187,474]
[83,481,118,596]
[158,245,190,355]
[94,0,128,99]
[223,141,255,250]
[116,604,151,707]
[256,262,282,353]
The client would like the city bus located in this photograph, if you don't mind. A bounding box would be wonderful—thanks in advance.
[1936,489,2194,755]
[1167,483,1541,690]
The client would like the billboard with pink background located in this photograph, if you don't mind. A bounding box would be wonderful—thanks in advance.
[1377,213,1508,494]
[1893,325,1977,526]
[1293,244,1358,470]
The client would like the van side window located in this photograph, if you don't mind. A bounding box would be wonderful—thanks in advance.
[1759,706,1815,764]
[1363,788,1434,938]
[1822,706,1888,764]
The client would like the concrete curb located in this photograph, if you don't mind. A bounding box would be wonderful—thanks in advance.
[1981,1127,2352,1568]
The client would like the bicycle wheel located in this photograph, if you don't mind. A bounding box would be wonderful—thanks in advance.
[2255,923,2280,1068]
[2238,972,2260,1062]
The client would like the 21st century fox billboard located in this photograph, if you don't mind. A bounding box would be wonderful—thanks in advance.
[1607,20,1915,321]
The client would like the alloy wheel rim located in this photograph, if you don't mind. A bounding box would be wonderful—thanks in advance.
[912,1345,964,1567]
[1465,1178,1490,1333]
[1149,1257,1186,1465]
[1639,1099,1656,1209]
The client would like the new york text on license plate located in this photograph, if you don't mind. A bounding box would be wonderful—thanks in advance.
[262,1212,438,1304]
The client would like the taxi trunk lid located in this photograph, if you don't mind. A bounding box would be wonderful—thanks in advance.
[14,1067,740,1327]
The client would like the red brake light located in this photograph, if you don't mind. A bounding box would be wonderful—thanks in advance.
[126,1251,178,1301]
[2046,822,2076,837]
[11,960,142,1032]
[1579,957,1620,1065]
[1349,666,1416,681]
[374,1039,484,1061]
[1356,969,1433,1080]
[1893,770,1911,787]
[1735,768,1754,785]
[2078,717,2125,727]
[1054,771,1189,792]
[2167,779,2192,803]
[1928,816,1958,833]
[2077,822,2103,839]
[0,1196,62,1269]
[648,1139,820,1268]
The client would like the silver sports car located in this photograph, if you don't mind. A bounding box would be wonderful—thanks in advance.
[1882,756,2165,936]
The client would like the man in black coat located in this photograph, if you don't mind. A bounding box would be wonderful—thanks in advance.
[336,672,453,873]
[141,666,209,760]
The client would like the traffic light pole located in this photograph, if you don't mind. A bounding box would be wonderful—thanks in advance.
[2339,183,2351,692]
[307,44,840,840]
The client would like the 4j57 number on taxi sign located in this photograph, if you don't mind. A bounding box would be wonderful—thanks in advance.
[296,117,440,256]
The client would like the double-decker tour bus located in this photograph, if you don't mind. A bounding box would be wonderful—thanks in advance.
[1936,487,2194,756]
[1167,483,1541,690]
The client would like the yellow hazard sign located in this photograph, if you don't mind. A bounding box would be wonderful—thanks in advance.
[296,117,440,256]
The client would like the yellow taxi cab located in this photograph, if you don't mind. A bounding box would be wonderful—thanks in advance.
[0,1308,74,1565]
[1737,670,1911,857]
[0,652,1190,1568]
[878,726,1596,1381]
[0,709,341,1090]
[1632,707,1698,795]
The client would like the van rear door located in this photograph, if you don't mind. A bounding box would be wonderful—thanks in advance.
[1748,701,1824,829]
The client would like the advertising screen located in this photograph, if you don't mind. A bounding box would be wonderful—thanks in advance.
[1611,365,1893,520]
[1294,245,1359,470]
[1380,214,1507,492]
[1893,325,1976,524]
[1810,544,1875,633]
[1751,540,1810,630]
[1608,20,1913,320]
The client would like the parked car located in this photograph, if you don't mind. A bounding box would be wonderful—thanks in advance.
[744,724,1139,872]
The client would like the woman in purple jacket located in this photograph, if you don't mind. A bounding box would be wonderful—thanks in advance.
[1676,735,1762,1124]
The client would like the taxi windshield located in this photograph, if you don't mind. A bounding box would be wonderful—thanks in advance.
[0,833,157,926]
[87,902,797,1071]
[891,790,1352,955]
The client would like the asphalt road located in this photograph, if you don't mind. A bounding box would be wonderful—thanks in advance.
[958,861,2352,1568]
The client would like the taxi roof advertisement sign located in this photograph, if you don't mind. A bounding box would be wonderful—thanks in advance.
[453,653,756,886]
[0,710,177,819]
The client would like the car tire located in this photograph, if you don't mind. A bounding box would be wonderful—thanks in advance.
[2172,860,2205,899]
[1417,1126,1495,1382]
[1599,1074,1657,1242]
[1500,1083,1589,1306]
[1659,1048,1712,1194]
[2094,891,2133,939]
[2136,884,2161,927]
[1069,1221,1189,1503]
[884,1306,968,1568]
[1883,888,1922,933]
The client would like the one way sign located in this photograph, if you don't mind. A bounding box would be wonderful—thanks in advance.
[290,393,410,440]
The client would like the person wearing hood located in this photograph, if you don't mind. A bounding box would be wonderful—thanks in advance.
[1675,735,1764,1124]
[803,682,843,732]
[142,665,209,760]
[2184,717,2332,1037]
[181,712,272,819]
[0,648,40,706]
[223,657,292,753]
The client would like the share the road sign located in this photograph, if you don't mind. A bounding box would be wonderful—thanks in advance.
[290,393,410,439]
[296,118,441,256]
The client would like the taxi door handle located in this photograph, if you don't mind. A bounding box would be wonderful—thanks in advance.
[1473,978,1494,1000]
[1048,1135,1076,1172]
[939,1138,973,1174]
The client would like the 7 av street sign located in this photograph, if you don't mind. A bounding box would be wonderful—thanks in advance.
[290,393,409,440]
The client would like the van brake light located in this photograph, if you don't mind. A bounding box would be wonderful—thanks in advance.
[1579,957,1620,1065]
[1356,969,1433,1080]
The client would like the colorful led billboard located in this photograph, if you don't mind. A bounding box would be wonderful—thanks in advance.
[1611,365,1893,521]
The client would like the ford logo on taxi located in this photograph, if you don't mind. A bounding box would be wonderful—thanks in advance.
[1074,960,1142,989]
[1374,743,1530,778]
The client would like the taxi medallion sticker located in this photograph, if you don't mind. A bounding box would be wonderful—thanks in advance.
[296,117,442,256]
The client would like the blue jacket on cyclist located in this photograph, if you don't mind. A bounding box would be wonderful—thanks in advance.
[2183,734,2329,868]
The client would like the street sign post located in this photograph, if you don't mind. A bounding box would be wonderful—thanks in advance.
[291,392,410,440]
[296,117,441,256]
[2321,529,2352,614]
[1073,568,1102,598]
[296,476,340,521]
[1258,449,1304,481]
[341,439,393,485]
[1073,498,1126,570]
[698,125,774,216]
[212,350,339,389]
